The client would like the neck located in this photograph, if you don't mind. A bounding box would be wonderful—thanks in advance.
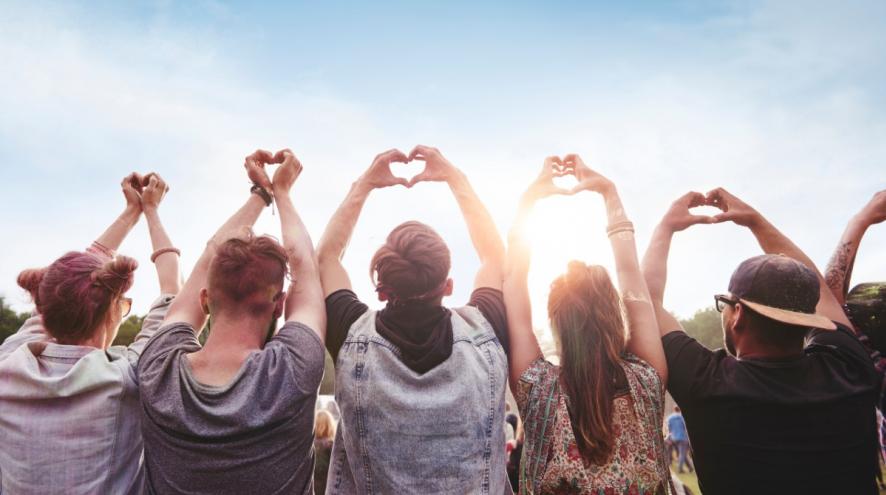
[64,328,112,349]
[200,315,270,354]
[735,339,804,360]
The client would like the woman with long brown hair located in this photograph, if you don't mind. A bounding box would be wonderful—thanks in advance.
[504,155,670,494]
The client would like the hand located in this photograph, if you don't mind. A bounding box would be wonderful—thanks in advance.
[661,192,715,232]
[272,149,303,194]
[859,190,886,225]
[406,145,457,187]
[563,154,615,195]
[121,172,144,212]
[359,149,410,189]
[706,187,761,227]
[140,173,169,211]
[521,156,573,203]
[244,149,275,192]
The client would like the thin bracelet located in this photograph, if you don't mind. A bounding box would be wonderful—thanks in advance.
[607,227,635,238]
[151,247,181,263]
[606,220,634,235]
[250,184,273,206]
[89,241,115,259]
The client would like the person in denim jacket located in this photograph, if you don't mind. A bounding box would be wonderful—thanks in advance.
[317,146,512,494]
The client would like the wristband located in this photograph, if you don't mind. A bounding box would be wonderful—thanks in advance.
[606,220,634,235]
[250,184,273,206]
[151,247,181,263]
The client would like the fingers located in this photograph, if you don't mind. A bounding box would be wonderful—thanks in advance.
[246,149,274,166]
[705,187,731,211]
[683,191,706,208]
[408,145,437,161]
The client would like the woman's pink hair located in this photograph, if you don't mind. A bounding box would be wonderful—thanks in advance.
[19,252,137,343]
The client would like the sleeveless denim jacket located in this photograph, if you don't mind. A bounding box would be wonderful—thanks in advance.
[327,305,512,495]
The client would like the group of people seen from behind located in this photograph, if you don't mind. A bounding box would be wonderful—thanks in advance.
[0,146,883,494]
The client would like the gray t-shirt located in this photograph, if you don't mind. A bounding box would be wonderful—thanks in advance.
[137,321,325,495]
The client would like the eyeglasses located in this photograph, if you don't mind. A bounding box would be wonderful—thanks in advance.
[120,297,133,318]
[714,294,738,313]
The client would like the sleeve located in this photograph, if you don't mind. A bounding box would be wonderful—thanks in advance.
[136,322,201,385]
[324,289,369,363]
[468,288,510,357]
[515,358,555,417]
[808,323,879,381]
[126,294,176,363]
[661,331,721,406]
[273,321,327,394]
[0,315,51,359]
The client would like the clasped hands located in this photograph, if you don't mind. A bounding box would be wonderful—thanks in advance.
[121,172,169,212]
[243,148,302,198]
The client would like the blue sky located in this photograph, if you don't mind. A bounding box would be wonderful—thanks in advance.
[2,0,885,347]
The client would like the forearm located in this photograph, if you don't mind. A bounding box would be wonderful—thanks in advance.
[144,208,181,294]
[278,195,317,281]
[317,181,372,263]
[603,190,653,312]
[642,224,675,305]
[503,202,543,385]
[447,170,505,265]
[824,215,869,305]
[94,206,141,252]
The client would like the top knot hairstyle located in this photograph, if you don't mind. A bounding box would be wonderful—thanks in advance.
[17,267,47,308]
[547,260,627,466]
[207,233,289,318]
[370,221,451,303]
[24,252,138,344]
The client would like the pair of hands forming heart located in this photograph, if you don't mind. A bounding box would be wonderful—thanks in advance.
[523,154,616,202]
[121,172,169,211]
[360,145,455,189]
[663,188,760,232]
[244,148,302,195]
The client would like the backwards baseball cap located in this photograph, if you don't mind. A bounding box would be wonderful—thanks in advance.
[728,254,837,330]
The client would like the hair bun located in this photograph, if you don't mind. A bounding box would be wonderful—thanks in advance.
[17,268,47,305]
[91,256,138,295]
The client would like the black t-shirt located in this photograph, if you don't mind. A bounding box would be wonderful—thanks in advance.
[663,324,879,495]
[325,287,510,373]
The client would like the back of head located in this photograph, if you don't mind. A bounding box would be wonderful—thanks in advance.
[30,252,137,344]
[207,233,288,318]
[547,261,626,465]
[370,221,451,303]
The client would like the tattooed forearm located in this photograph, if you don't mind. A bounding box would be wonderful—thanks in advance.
[825,240,857,303]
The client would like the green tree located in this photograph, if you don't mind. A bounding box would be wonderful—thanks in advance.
[679,306,723,350]
[112,314,147,347]
[0,296,30,344]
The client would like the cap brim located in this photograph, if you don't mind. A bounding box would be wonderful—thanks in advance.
[740,299,837,330]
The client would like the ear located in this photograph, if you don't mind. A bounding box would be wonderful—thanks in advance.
[443,278,454,297]
[199,288,210,315]
[272,291,285,320]
[732,303,749,333]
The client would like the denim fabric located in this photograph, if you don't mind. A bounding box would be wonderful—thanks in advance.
[328,305,512,495]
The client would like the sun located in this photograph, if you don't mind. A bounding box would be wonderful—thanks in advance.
[521,194,616,359]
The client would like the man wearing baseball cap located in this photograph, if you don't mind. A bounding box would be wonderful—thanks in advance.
[642,188,879,495]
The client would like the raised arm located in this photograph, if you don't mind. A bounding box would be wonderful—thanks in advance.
[272,149,326,340]
[408,145,505,291]
[89,173,144,257]
[567,154,667,383]
[504,157,568,387]
[140,173,182,295]
[641,192,714,337]
[162,150,274,330]
[707,187,852,329]
[316,149,409,297]
[825,190,886,305]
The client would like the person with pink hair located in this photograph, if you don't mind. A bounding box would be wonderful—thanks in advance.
[0,172,181,494]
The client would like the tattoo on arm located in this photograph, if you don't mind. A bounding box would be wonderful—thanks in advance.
[825,241,856,300]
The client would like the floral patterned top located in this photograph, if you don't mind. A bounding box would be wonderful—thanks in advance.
[515,354,670,494]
